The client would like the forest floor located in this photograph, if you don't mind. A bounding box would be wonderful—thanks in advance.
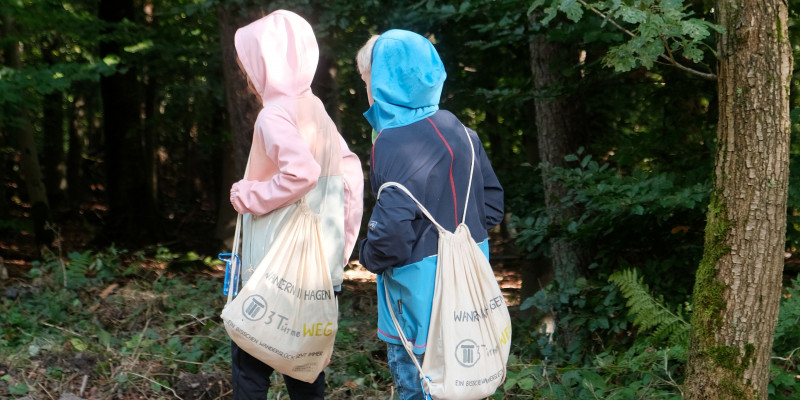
[0,200,525,400]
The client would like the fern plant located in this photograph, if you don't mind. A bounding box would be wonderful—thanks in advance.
[609,268,690,346]
[63,250,94,288]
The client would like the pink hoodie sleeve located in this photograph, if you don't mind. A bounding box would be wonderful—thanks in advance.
[230,110,321,215]
[339,136,364,265]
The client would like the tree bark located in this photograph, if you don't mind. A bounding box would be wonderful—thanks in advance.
[684,1,792,399]
[99,0,150,241]
[215,3,264,246]
[529,30,591,288]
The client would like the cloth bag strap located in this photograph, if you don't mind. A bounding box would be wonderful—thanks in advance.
[377,124,477,387]
[376,125,476,230]
[226,152,252,305]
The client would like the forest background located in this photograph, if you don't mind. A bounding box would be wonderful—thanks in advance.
[1,0,799,399]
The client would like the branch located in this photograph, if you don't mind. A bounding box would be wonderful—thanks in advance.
[577,0,717,80]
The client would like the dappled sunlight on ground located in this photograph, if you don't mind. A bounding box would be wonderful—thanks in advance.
[344,259,522,307]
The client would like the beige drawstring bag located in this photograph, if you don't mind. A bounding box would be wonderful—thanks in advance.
[378,126,511,399]
[221,197,338,383]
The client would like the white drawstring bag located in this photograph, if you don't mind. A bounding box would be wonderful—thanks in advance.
[378,126,511,400]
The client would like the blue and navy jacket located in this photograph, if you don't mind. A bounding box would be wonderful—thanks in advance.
[358,30,504,354]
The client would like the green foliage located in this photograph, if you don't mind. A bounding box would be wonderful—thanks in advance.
[609,268,690,345]
[503,323,686,399]
[530,0,722,75]
[512,151,709,302]
[769,275,800,399]
[0,246,232,398]
[519,277,630,364]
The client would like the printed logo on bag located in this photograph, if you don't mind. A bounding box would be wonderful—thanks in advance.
[455,339,481,368]
[242,295,268,321]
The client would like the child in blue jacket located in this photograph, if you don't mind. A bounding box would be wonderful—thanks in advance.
[357,30,504,400]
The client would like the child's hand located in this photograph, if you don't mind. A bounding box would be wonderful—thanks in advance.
[230,180,250,214]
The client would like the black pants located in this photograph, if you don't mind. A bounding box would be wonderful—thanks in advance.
[231,341,326,400]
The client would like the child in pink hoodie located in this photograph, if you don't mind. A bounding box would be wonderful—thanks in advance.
[228,10,364,399]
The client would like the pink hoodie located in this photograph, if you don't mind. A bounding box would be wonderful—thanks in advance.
[230,10,364,273]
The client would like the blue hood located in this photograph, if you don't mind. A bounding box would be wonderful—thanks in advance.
[364,30,446,132]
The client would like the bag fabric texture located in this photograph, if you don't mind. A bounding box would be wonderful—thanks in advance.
[378,126,512,399]
[221,197,339,383]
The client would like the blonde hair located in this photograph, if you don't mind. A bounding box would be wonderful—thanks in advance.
[356,35,380,75]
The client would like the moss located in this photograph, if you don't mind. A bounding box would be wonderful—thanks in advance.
[691,191,730,335]
[689,191,762,396]
[719,376,747,398]
[709,343,755,376]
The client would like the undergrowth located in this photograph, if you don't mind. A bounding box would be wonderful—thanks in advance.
[2,243,798,399]
[0,246,390,399]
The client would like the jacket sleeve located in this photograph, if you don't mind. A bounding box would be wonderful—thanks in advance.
[478,141,504,229]
[358,186,417,274]
[340,135,364,266]
[230,109,321,215]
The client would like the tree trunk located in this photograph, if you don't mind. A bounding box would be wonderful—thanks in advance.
[529,30,591,288]
[684,1,792,399]
[143,0,159,213]
[41,39,66,211]
[99,0,150,241]
[3,15,52,244]
[215,3,264,247]
[67,89,86,208]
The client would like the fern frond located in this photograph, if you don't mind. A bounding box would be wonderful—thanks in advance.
[609,268,690,346]
[65,250,94,287]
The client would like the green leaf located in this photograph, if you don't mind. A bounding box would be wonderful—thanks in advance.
[617,7,648,24]
[71,338,88,351]
[559,0,583,22]
[504,377,518,390]
[9,382,29,396]
[517,377,535,390]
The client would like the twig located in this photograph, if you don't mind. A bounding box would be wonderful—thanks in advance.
[168,314,214,336]
[585,381,602,399]
[576,0,717,80]
[663,348,684,398]
[128,372,184,400]
[137,352,206,365]
[636,376,656,400]
[39,320,82,337]
[37,380,55,399]
[130,317,152,366]
[771,346,800,361]
[80,374,89,397]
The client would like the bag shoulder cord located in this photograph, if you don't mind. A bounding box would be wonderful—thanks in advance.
[376,124,476,390]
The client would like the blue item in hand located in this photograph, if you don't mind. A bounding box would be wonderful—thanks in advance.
[218,253,241,296]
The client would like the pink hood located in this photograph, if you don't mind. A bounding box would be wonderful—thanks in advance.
[234,10,318,102]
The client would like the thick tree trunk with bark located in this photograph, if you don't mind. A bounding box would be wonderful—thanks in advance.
[684,1,792,399]
[529,31,591,288]
[215,3,264,246]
